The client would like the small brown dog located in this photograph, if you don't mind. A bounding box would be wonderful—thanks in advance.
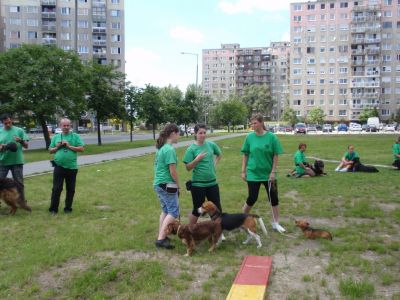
[0,178,31,215]
[198,201,268,248]
[295,219,332,240]
[165,219,222,256]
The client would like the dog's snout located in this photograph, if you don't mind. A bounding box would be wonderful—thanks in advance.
[197,207,204,214]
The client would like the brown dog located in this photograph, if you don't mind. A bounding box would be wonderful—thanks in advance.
[198,201,268,248]
[0,178,31,215]
[165,219,222,256]
[295,219,332,240]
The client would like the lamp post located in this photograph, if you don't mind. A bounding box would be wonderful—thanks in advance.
[181,52,198,87]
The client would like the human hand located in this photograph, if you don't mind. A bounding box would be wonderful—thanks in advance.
[195,151,206,162]
[13,136,22,143]
[269,172,276,181]
[241,171,246,181]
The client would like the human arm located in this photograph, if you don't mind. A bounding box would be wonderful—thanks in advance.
[214,154,221,167]
[241,155,248,181]
[169,163,179,189]
[269,154,279,181]
[185,151,206,171]
[62,141,85,152]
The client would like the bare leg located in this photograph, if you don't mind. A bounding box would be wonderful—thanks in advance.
[272,205,279,223]
[243,203,252,214]
[158,213,175,240]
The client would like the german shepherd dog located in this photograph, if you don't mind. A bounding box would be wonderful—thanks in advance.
[295,219,332,240]
[0,178,31,215]
[310,160,326,176]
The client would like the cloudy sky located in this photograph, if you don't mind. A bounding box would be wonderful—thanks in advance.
[125,0,297,90]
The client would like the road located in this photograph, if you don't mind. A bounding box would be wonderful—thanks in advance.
[27,133,156,150]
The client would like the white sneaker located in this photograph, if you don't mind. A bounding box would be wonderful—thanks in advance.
[335,167,340,171]
[221,233,226,241]
[272,222,286,233]
[339,168,348,172]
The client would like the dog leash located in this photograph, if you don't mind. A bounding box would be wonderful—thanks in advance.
[267,180,296,239]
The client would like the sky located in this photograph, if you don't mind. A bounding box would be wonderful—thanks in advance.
[125,0,298,91]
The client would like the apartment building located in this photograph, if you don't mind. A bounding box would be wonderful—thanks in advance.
[270,42,290,121]
[0,0,124,73]
[290,0,399,122]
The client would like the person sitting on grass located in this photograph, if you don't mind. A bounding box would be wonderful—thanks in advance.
[335,145,359,172]
[392,136,400,170]
[290,143,315,178]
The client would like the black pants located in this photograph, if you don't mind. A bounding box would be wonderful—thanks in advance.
[246,180,279,207]
[49,165,78,213]
[190,184,221,217]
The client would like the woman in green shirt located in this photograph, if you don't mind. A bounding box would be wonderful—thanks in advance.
[183,124,222,225]
[335,145,359,172]
[392,136,400,169]
[241,114,285,233]
[153,124,180,250]
[293,143,315,177]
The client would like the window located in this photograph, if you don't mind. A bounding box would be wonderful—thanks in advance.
[321,3,326,9]
[339,89,348,96]
[78,33,89,40]
[320,89,325,95]
[111,34,121,42]
[294,26,302,33]
[9,31,20,39]
[293,100,301,106]
[293,79,302,85]
[111,22,121,29]
[307,89,315,95]
[293,89,302,95]
[293,58,302,64]
[328,110,334,116]
[381,109,390,116]
[61,45,72,51]
[307,47,315,54]
[383,55,391,62]
[60,7,71,15]
[293,37,302,43]
[307,4,315,10]
[339,110,347,116]
[9,6,20,13]
[330,3,335,8]
[293,69,302,75]
[78,46,89,54]
[26,6,38,13]
[111,0,120,3]
[320,99,325,105]
[320,79,325,84]
[308,58,316,64]
[339,67,348,73]
[293,4,302,11]
[111,47,121,54]
[26,19,38,27]
[9,19,22,25]
[307,79,315,85]
[60,33,71,40]
[294,15,301,21]
[110,10,122,17]
[329,88,335,95]
[383,22,393,29]
[61,20,71,28]
[78,20,89,28]
[307,99,315,106]
[382,66,391,72]
[307,15,316,21]
[27,31,37,39]
[78,8,89,15]
[329,67,335,74]
[384,10,392,17]
[340,2,348,8]
[384,0,392,5]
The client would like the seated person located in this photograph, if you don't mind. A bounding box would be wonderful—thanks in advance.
[335,145,359,172]
[392,136,400,170]
[292,143,315,177]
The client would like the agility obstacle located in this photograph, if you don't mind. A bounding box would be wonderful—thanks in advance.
[226,256,272,300]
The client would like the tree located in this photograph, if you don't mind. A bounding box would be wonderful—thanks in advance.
[160,85,184,124]
[0,45,87,148]
[124,83,142,142]
[359,108,379,124]
[137,84,164,139]
[240,84,274,118]
[307,107,325,125]
[86,62,125,146]
[211,96,247,132]
[282,107,298,127]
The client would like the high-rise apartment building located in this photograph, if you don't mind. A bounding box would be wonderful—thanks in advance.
[202,43,239,98]
[0,0,124,73]
[270,42,290,121]
[290,0,399,122]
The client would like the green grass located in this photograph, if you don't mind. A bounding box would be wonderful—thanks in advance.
[0,134,399,299]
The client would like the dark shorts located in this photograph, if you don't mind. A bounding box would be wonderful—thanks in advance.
[190,184,221,217]
[246,180,279,207]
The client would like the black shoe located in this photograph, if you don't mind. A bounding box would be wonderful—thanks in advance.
[64,209,72,214]
[155,239,175,249]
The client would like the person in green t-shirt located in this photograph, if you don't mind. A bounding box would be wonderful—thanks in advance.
[183,124,222,225]
[153,124,180,250]
[292,143,315,177]
[48,118,85,214]
[241,114,286,233]
[392,136,400,169]
[335,145,359,172]
[0,114,30,204]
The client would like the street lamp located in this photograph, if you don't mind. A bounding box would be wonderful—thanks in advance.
[181,52,198,87]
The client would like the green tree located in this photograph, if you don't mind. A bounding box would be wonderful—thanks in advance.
[160,85,184,124]
[307,107,326,125]
[282,107,298,127]
[137,84,164,139]
[86,62,125,146]
[124,83,142,142]
[211,96,247,132]
[240,84,274,118]
[0,45,87,148]
[359,108,379,124]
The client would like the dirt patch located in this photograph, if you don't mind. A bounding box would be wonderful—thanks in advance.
[377,202,400,212]
[95,205,112,210]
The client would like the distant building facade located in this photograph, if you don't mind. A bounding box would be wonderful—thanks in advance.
[290,0,400,122]
[0,0,125,73]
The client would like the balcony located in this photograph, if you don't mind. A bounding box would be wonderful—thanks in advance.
[351,60,365,66]
[42,38,56,45]
[365,38,381,44]
[365,48,380,55]
[42,11,56,19]
[41,0,56,5]
[92,14,107,22]
[42,25,56,32]
[92,27,107,34]
[93,52,107,59]
[352,5,381,12]
[92,1,106,8]
[365,60,380,66]
[351,81,379,88]
[351,49,365,55]
[93,40,107,46]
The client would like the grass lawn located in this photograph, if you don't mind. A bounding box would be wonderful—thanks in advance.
[1,134,399,299]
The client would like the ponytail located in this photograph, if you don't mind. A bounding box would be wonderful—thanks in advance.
[156,124,179,149]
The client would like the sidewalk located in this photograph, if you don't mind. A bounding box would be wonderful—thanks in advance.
[24,133,247,176]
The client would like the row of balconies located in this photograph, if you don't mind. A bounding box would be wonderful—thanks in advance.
[351,60,380,66]
[351,38,381,44]
[351,81,380,88]
[350,26,381,34]
[351,93,380,99]
[352,71,380,76]
[41,0,56,6]
[351,49,380,55]
[352,5,381,12]
[351,16,381,23]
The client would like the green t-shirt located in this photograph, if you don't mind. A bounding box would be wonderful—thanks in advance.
[344,151,359,161]
[183,141,221,187]
[241,132,283,181]
[393,143,400,161]
[153,143,178,186]
[294,150,307,175]
[50,132,84,169]
[0,126,29,166]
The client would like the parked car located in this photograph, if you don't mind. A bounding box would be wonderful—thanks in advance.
[383,124,396,132]
[77,126,90,134]
[284,125,293,132]
[322,124,332,132]
[306,124,317,133]
[337,123,348,132]
[29,127,43,134]
[349,123,362,131]
[54,127,62,134]
[294,123,306,134]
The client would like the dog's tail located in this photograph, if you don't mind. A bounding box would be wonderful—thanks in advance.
[257,217,268,237]
[17,198,32,212]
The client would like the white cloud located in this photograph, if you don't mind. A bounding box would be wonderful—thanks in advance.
[218,0,302,14]
[169,26,204,44]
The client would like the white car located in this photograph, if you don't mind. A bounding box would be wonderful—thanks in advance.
[349,123,362,131]
[383,124,396,132]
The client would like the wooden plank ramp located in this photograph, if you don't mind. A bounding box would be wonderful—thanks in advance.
[226,256,272,300]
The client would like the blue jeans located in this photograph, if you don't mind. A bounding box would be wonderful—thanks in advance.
[0,164,25,201]
[154,185,180,218]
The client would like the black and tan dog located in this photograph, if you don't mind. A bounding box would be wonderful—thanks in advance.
[165,219,222,256]
[295,219,332,240]
[0,178,31,215]
[198,201,268,248]
[311,160,326,176]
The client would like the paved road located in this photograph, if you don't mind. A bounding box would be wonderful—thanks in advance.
[24,133,247,176]
[27,133,155,150]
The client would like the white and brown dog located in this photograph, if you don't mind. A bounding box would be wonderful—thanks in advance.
[198,201,268,248]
